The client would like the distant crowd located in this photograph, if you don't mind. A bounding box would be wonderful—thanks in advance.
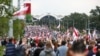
[0,25,100,56]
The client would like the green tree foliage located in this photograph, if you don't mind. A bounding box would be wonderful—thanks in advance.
[0,17,9,36]
[61,13,88,31]
[13,19,25,39]
[90,6,100,30]
[0,0,15,17]
[0,0,15,37]
[0,0,25,38]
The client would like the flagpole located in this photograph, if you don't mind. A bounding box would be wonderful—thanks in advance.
[88,18,90,35]
[18,0,20,9]
[56,15,63,31]
[59,19,60,31]
[47,13,51,29]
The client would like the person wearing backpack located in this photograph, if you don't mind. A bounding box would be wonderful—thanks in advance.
[28,42,36,56]
[16,38,28,56]
[33,41,44,56]
[39,41,56,56]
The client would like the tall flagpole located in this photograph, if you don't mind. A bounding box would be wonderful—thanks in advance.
[18,0,20,9]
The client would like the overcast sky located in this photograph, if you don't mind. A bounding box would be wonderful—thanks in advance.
[13,0,100,16]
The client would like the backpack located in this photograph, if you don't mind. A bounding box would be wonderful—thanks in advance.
[29,47,36,56]
[45,51,52,56]
[34,47,44,56]
[16,45,26,56]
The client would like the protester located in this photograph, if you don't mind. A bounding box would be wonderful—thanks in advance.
[33,41,44,56]
[69,39,87,56]
[87,46,95,56]
[39,41,56,56]
[57,41,68,56]
[5,38,16,56]
[16,38,28,56]
[89,40,97,54]
[96,45,100,56]
[2,25,100,56]
[1,38,7,46]
[28,41,36,56]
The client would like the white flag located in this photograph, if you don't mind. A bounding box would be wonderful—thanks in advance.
[73,27,79,40]
[57,23,60,29]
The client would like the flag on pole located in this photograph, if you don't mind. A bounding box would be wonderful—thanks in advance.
[66,29,70,38]
[13,0,31,20]
[73,27,79,40]
[88,29,92,40]
[92,29,97,39]
[13,7,28,19]
[13,7,28,16]
[57,23,60,29]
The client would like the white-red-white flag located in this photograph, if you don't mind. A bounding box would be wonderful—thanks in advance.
[88,29,92,40]
[13,0,31,19]
[92,29,97,39]
[13,7,28,19]
[57,23,60,29]
[73,27,79,40]
[13,7,28,16]
[66,29,70,37]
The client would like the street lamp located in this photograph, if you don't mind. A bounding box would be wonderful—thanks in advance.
[56,15,64,31]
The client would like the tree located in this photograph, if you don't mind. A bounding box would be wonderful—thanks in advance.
[0,0,14,37]
[13,19,25,39]
[62,12,88,31]
[0,17,9,36]
[90,6,100,31]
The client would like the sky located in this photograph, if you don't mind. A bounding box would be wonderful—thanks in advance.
[13,0,100,16]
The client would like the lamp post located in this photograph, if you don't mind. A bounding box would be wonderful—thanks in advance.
[87,18,95,34]
[47,13,51,29]
[73,20,74,27]
[56,15,64,31]
[18,0,20,9]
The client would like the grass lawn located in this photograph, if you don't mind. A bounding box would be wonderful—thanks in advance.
[0,46,5,56]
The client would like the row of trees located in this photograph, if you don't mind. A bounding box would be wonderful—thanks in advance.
[0,0,24,38]
[36,6,100,32]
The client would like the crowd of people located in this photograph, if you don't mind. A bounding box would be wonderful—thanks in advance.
[0,25,100,56]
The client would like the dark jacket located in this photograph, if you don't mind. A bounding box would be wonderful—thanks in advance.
[16,45,26,56]
[5,42,16,56]
[96,52,100,56]
[87,50,95,56]
[34,47,44,56]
